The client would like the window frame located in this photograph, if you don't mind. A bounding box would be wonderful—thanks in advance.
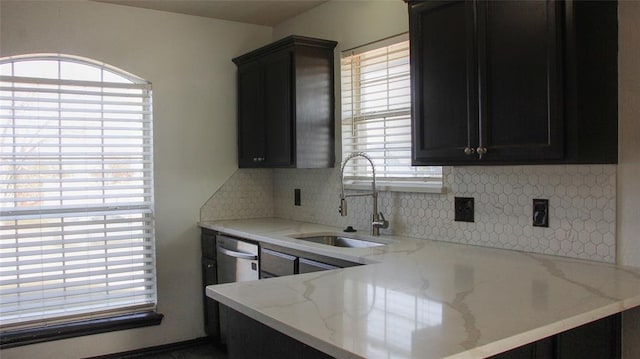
[340,34,443,193]
[0,54,160,346]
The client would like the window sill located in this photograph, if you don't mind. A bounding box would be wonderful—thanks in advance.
[344,182,446,194]
[0,311,164,349]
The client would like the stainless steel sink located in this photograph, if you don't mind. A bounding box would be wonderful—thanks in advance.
[290,233,388,248]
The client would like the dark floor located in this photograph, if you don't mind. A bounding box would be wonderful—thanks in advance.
[106,341,227,359]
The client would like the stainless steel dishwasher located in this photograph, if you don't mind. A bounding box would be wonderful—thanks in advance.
[216,234,259,283]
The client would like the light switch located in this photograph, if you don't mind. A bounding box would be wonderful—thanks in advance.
[294,188,301,206]
[533,199,549,227]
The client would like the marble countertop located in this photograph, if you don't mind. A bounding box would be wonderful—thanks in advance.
[202,218,640,359]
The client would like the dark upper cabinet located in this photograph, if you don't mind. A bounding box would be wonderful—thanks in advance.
[410,0,476,163]
[408,0,617,165]
[263,50,293,167]
[233,36,337,168]
[237,61,265,167]
[478,0,563,162]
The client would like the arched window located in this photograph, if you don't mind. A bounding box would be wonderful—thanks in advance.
[0,54,156,332]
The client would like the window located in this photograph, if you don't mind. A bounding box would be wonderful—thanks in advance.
[341,34,442,192]
[0,54,156,333]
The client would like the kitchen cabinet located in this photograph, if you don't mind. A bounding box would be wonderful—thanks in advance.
[233,35,337,168]
[220,304,332,359]
[298,258,339,274]
[555,312,621,358]
[488,314,620,359]
[260,247,297,278]
[260,249,341,277]
[200,229,220,340]
[221,304,620,359]
[488,338,554,359]
[408,0,617,165]
[203,230,359,355]
[221,305,619,359]
[259,242,360,278]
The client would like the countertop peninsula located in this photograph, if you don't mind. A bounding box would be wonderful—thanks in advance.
[202,218,640,359]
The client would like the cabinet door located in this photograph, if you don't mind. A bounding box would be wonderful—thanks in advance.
[202,257,220,339]
[298,258,339,274]
[488,314,620,359]
[556,314,621,359]
[263,50,294,167]
[201,229,216,259]
[237,61,266,168]
[410,0,478,165]
[487,337,553,359]
[477,0,563,161]
[221,305,333,359]
[260,248,297,277]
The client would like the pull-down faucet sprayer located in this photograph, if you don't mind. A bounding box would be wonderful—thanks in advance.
[339,152,389,236]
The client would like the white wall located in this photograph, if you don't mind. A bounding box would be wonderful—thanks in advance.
[618,2,640,358]
[274,0,407,52]
[617,0,640,267]
[0,1,271,358]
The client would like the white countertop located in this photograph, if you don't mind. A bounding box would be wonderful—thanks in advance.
[202,218,640,359]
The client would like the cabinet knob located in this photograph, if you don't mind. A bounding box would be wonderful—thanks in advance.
[476,147,488,158]
[252,157,258,162]
[206,264,214,269]
[464,147,475,155]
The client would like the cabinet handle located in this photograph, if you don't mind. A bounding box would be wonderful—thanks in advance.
[252,157,258,162]
[206,264,214,269]
[476,147,488,159]
[464,147,475,155]
[217,246,259,261]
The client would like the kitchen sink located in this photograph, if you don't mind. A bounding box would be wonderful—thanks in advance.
[290,233,389,248]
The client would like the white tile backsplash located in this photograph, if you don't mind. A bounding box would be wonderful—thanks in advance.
[200,169,274,221]
[201,165,616,263]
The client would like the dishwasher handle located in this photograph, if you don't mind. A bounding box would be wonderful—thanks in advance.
[217,246,258,261]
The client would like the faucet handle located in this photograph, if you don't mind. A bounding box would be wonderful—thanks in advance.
[338,198,348,216]
[373,212,389,229]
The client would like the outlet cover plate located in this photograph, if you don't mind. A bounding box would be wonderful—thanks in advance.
[533,198,549,227]
[454,197,474,222]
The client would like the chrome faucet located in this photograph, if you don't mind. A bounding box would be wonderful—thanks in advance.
[339,152,389,236]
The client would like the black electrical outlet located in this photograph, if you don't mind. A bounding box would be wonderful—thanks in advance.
[454,197,474,222]
[294,188,301,206]
[533,199,549,227]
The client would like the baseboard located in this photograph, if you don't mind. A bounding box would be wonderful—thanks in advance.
[88,337,217,359]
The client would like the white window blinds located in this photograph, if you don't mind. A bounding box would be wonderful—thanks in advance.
[341,35,441,185]
[0,55,156,330]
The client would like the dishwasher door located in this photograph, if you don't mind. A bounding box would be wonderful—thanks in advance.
[216,235,259,284]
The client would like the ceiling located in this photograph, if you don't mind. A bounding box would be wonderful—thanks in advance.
[95,0,328,26]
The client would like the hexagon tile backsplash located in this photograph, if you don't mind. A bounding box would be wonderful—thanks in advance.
[200,169,274,221]
[201,165,616,263]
